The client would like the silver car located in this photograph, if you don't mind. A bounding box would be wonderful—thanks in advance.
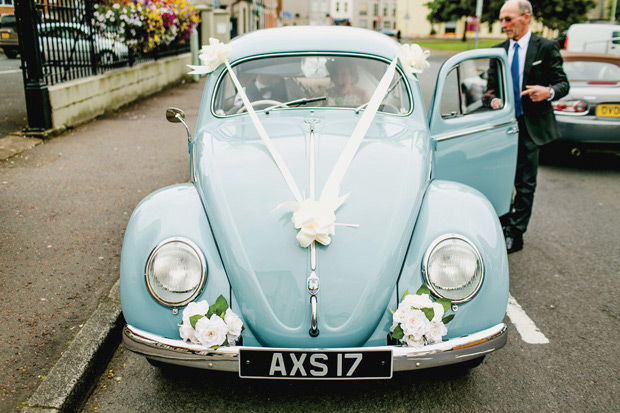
[547,51,620,158]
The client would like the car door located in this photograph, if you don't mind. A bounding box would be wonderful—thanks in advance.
[428,48,518,216]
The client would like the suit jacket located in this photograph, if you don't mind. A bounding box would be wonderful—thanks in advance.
[488,33,569,147]
[245,79,289,103]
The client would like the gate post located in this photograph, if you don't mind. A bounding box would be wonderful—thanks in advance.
[14,0,52,132]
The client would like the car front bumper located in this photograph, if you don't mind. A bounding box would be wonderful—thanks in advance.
[123,323,507,374]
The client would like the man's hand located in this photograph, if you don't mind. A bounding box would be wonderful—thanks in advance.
[521,85,552,102]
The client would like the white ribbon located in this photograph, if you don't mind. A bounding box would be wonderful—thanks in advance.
[188,39,430,248]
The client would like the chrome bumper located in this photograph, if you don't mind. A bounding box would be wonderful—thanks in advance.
[123,323,507,374]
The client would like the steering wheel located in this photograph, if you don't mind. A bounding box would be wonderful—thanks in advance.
[234,100,287,114]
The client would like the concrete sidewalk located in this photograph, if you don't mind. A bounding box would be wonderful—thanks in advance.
[0,77,205,412]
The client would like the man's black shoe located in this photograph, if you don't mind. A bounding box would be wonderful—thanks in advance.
[505,233,523,254]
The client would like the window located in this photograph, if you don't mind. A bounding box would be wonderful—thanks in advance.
[359,3,367,16]
[441,58,503,119]
[336,2,340,12]
[383,6,387,16]
[563,61,620,81]
[213,54,412,116]
[344,2,348,12]
[373,3,378,16]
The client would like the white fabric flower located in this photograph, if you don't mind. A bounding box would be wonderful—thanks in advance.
[224,308,243,344]
[402,292,433,309]
[426,321,448,344]
[280,197,343,247]
[188,38,231,75]
[431,302,445,322]
[181,300,210,326]
[194,315,228,347]
[179,324,198,344]
[401,308,430,341]
[397,43,431,74]
[403,334,425,348]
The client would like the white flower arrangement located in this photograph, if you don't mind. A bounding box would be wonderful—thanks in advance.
[397,43,431,75]
[179,295,243,348]
[390,284,454,348]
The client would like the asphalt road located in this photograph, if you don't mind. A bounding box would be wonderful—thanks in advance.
[0,52,27,137]
[83,53,619,411]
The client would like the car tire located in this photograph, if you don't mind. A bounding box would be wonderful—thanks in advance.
[3,48,18,59]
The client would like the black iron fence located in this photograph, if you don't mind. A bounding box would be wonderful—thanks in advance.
[15,0,191,131]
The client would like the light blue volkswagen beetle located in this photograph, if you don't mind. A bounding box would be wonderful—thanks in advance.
[121,26,519,379]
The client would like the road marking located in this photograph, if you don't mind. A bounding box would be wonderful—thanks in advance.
[0,69,22,75]
[506,294,549,344]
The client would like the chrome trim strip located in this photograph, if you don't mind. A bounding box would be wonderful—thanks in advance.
[434,121,517,142]
[123,323,507,373]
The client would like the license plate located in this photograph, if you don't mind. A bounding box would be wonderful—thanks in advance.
[239,348,393,379]
[1,33,9,39]
[596,104,620,118]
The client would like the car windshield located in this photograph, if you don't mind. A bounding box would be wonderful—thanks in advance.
[563,61,620,82]
[213,55,411,116]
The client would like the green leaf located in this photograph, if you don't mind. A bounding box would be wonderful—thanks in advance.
[437,298,451,313]
[422,307,435,322]
[389,309,395,314]
[391,325,404,340]
[416,284,431,296]
[401,290,409,300]
[189,314,203,329]
[208,295,229,319]
[442,314,455,324]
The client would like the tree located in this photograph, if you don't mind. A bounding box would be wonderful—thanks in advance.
[530,0,596,32]
[425,0,597,38]
[424,0,504,41]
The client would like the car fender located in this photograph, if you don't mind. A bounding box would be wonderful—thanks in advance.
[396,180,509,340]
[120,183,232,339]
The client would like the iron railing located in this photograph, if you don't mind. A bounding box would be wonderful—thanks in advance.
[15,0,190,131]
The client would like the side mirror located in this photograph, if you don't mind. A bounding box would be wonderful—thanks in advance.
[166,107,185,124]
[165,107,192,143]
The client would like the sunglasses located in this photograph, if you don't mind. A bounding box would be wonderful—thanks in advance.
[501,14,527,23]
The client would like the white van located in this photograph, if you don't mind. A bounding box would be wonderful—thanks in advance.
[565,23,620,56]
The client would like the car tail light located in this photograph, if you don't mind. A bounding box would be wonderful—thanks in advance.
[553,100,588,113]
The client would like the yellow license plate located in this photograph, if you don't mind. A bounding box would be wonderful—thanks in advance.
[596,104,620,117]
[1,33,9,39]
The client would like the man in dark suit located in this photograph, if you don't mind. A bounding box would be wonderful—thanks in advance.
[486,0,569,253]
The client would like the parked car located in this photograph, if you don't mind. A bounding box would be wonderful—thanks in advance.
[121,26,518,379]
[565,23,620,56]
[544,51,620,158]
[37,22,128,65]
[0,14,19,59]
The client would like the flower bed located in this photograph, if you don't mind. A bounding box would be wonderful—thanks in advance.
[93,0,199,54]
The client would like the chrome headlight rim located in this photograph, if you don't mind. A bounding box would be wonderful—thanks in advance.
[144,237,206,307]
[422,234,484,304]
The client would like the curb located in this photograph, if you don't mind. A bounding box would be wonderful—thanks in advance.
[21,280,123,412]
[0,135,44,162]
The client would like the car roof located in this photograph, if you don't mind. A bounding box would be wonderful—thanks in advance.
[227,26,400,63]
[561,51,620,66]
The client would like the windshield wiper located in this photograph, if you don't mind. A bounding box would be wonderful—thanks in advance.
[265,96,327,114]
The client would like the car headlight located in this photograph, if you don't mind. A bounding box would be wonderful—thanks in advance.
[145,238,206,307]
[422,235,484,303]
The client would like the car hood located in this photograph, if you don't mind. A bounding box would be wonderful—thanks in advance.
[195,112,429,347]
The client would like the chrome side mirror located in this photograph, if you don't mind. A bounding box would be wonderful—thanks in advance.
[166,107,192,143]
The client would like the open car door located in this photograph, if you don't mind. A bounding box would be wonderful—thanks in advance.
[428,49,518,216]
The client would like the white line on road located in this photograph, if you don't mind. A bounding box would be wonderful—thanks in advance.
[507,294,549,344]
[0,69,22,75]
